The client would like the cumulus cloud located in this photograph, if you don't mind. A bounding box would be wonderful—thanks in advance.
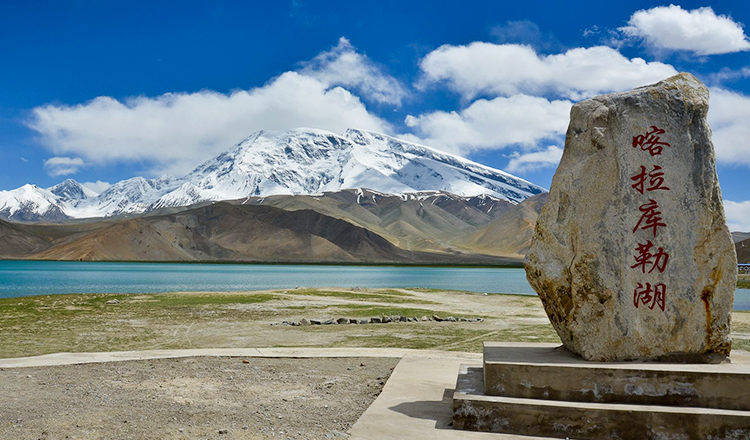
[43,157,85,177]
[707,88,750,166]
[301,37,407,106]
[418,42,677,100]
[506,146,564,173]
[405,94,571,155]
[724,200,750,232]
[620,5,750,55]
[82,180,111,194]
[28,71,389,176]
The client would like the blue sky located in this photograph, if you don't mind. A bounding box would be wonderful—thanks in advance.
[2,1,750,229]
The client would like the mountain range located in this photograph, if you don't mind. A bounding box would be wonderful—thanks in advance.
[0,191,547,264]
[0,128,544,223]
[2,127,746,265]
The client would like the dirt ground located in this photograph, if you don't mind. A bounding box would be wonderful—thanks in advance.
[0,356,398,440]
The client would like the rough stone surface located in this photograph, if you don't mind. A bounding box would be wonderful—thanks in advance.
[525,73,737,362]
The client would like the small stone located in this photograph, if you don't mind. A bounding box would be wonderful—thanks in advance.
[399,316,408,322]
[336,317,349,324]
[219,429,228,434]
[359,318,369,324]
[421,316,429,321]
[106,299,119,305]
[299,318,310,326]
[310,319,322,325]
[432,315,442,322]
[323,319,335,325]
[349,318,358,324]
[370,317,381,324]
[242,359,250,364]
[382,315,391,323]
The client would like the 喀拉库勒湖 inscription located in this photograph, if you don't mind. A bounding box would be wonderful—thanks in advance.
[525,73,737,362]
[629,126,671,311]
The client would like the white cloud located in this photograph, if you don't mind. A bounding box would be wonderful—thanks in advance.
[724,200,750,232]
[20,157,28,162]
[418,42,677,100]
[405,94,571,155]
[301,37,407,106]
[28,71,389,177]
[620,5,750,55]
[82,180,111,194]
[707,88,750,166]
[43,157,85,177]
[506,146,564,173]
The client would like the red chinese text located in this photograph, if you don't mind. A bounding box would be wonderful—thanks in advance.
[633,282,666,311]
[633,199,667,237]
[633,126,671,156]
[630,165,670,195]
[631,240,670,274]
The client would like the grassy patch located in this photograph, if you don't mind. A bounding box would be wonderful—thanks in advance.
[733,338,750,352]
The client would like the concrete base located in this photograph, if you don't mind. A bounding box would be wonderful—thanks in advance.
[453,342,750,439]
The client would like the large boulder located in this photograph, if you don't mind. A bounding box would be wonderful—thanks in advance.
[525,73,737,362]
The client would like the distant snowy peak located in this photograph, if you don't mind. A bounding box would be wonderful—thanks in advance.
[48,179,98,202]
[0,184,68,222]
[0,128,546,222]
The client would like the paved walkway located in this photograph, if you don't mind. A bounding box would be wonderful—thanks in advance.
[0,348,552,439]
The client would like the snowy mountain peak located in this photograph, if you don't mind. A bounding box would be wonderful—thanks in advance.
[48,179,98,202]
[1,128,546,221]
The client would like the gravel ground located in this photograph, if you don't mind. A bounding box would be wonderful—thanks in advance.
[0,356,399,440]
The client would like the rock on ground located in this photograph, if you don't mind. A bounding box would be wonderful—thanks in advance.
[525,72,737,362]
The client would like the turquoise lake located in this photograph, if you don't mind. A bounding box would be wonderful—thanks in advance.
[1,260,748,310]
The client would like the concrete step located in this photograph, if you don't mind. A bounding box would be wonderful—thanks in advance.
[454,365,750,440]
[483,342,750,410]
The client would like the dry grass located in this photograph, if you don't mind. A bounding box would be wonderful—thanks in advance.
[1,287,748,359]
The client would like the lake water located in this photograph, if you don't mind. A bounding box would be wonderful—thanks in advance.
[1,260,748,310]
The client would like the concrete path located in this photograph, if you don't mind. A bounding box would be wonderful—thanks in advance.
[0,348,552,439]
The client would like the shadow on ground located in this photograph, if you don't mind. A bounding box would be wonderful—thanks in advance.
[388,388,455,429]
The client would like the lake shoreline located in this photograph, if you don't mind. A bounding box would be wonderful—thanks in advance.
[0,257,524,269]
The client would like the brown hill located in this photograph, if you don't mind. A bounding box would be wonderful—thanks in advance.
[452,193,548,259]
[0,219,52,257]
[31,203,408,263]
[737,238,750,264]
[239,189,513,254]
[14,202,513,264]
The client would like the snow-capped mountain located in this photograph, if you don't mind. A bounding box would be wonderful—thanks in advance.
[48,178,99,202]
[0,128,546,222]
[0,183,72,222]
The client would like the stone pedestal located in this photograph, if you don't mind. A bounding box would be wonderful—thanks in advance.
[452,342,750,439]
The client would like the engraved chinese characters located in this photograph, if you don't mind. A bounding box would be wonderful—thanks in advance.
[525,73,737,362]
[629,127,671,311]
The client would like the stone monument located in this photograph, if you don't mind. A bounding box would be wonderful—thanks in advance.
[525,72,736,362]
[452,74,749,439]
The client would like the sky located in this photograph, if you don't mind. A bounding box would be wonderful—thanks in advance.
[1,1,750,230]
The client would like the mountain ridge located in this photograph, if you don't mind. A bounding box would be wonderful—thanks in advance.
[0,128,545,222]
